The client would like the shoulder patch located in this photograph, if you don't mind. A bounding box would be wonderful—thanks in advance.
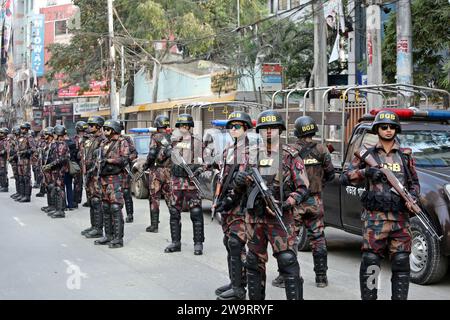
[283,144,299,157]
[400,147,412,156]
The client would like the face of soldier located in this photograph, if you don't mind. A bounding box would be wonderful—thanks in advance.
[377,124,397,142]
[179,124,190,134]
[20,128,28,135]
[228,122,245,139]
[103,127,114,138]
[88,124,98,134]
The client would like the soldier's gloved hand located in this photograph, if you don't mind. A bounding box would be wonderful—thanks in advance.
[234,171,251,189]
[365,167,385,182]
[42,164,52,171]
[163,146,173,158]
[216,196,234,213]
[193,166,204,177]
[282,197,296,211]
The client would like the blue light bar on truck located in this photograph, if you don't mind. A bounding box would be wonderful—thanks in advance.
[129,127,158,133]
[370,108,450,120]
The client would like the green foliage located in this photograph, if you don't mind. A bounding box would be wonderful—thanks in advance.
[382,0,450,90]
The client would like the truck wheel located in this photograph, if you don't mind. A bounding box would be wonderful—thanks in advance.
[132,176,149,199]
[410,217,448,285]
[297,224,311,252]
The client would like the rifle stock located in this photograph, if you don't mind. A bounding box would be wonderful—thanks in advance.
[355,148,442,240]
[211,165,225,221]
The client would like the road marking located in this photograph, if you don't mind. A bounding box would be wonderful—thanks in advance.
[13,217,25,227]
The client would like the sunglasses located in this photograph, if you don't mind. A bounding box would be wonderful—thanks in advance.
[104,128,112,132]
[88,124,97,127]
[229,124,243,130]
[379,124,397,131]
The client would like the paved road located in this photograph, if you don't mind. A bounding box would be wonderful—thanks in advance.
[1,179,449,300]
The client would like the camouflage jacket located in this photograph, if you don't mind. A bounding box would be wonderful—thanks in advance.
[293,138,335,194]
[0,137,7,162]
[344,140,420,221]
[98,135,130,180]
[17,134,37,160]
[84,132,106,174]
[147,132,172,168]
[123,135,138,163]
[48,140,69,173]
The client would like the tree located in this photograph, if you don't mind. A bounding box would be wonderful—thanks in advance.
[382,0,450,91]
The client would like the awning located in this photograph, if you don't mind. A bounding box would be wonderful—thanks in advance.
[80,92,237,118]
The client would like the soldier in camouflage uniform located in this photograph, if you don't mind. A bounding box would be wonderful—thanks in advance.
[40,127,57,215]
[9,126,21,199]
[81,116,106,239]
[94,119,130,248]
[42,125,70,218]
[143,115,172,233]
[341,110,419,300]
[163,113,205,255]
[120,121,138,223]
[214,111,258,301]
[273,116,335,288]
[72,121,88,207]
[15,123,37,202]
[36,132,49,197]
[232,110,310,300]
[0,128,9,192]
[31,131,42,189]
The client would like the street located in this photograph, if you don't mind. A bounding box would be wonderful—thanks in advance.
[1,178,449,300]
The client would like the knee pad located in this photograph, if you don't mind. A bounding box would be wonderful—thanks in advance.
[110,203,123,213]
[123,188,131,199]
[190,207,202,218]
[277,251,299,275]
[169,207,181,219]
[361,252,381,269]
[228,236,244,256]
[91,197,102,209]
[391,252,410,273]
[102,202,111,213]
[246,251,259,272]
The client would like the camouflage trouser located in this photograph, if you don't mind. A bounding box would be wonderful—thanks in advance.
[101,175,124,205]
[246,214,297,279]
[10,161,18,177]
[362,216,412,258]
[43,171,53,187]
[0,160,8,188]
[294,195,327,254]
[51,169,66,208]
[17,159,32,177]
[149,167,171,211]
[73,172,83,204]
[170,188,201,212]
[32,162,42,185]
[86,174,102,200]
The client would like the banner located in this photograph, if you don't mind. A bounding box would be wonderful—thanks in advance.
[73,102,99,115]
[1,0,14,65]
[58,80,108,97]
[261,63,283,92]
[31,14,45,77]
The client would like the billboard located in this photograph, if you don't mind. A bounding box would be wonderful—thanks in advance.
[58,79,108,98]
[31,14,45,77]
[261,63,283,92]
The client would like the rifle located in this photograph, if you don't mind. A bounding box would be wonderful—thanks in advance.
[172,151,206,198]
[211,163,225,221]
[95,148,104,180]
[249,166,289,234]
[355,148,442,241]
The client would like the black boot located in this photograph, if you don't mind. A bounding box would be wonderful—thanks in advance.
[81,206,95,236]
[18,176,31,202]
[146,210,160,232]
[360,252,381,300]
[191,207,204,255]
[0,172,8,192]
[36,184,46,197]
[246,252,265,300]
[95,203,113,245]
[215,252,232,296]
[313,252,328,288]
[42,185,55,213]
[165,210,181,253]
[124,188,134,223]
[51,187,66,218]
[271,274,285,288]
[217,257,246,300]
[109,204,124,248]
[85,198,103,238]
[46,187,58,216]
[14,177,24,201]
[11,176,20,199]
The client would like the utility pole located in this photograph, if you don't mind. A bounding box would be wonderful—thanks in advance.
[108,0,119,120]
[313,0,328,111]
[396,0,413,106]
[365,0,383,108]
[348,0,357,86]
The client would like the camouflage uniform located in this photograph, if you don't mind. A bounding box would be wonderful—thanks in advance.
[16,131,37,202]
[235,143,309,300]
[8,131,20,198]
[122,135,138,222]
[40,139,57,214]
[83,131,106,238]
[0,131,8,192]
[145,131,172,232]
[344,140,419,300]
[72,133,86,205]
[215,134,259,300]
[44,139,69,218]
[164,129,205,254]
[291,139,335,286]
[35,137,48,197]
[95,134,130,248]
